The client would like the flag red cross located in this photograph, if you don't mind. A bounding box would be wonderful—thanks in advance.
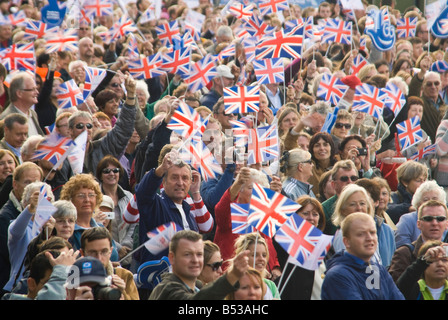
[224,88,259,113]
[259,0,286,13]
[325,22,351,43]
[39,139,70,162]
[85,0,112,16]
[261,59,284,83]
[397,18,415,36]
[399,119,421,143]
[362,88,384,112]
[187,61,215,85]
[58,82,81,105]
[2,45,33,70]
[261,31,302,58]
[158,23,179,42]
[250,194,288,231]
[280,221,315,257]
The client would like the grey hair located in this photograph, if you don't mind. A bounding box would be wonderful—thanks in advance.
[9,72,34,102]
[52,200,77,221]
[387,77,409,96]
[21,135,44,159]
[216,25,233,38]
[412,180,446,209]
[136,80,150,102]
[68,60,87,73]
[21,182,55,208]
[310,100,332,116]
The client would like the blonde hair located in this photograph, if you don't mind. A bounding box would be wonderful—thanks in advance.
[332,184,374,227]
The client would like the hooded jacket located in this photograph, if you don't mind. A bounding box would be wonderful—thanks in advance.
[321,250,404,300]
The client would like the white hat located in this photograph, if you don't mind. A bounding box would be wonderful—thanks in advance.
[100,195,114,210]
[216,65,234,79]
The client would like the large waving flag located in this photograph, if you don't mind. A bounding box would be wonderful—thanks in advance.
[317,73,349,106]
[397,116,423,151]
[248,183,301,238]
[409,143,437,161]
[112,15,138,40]
[83,0,114,17]
[224,85,260,114]
[258,0,289,16]
[322,19,352,45]
[382,82,405,117]
[32,133,75,166]
[179,138,223,181]
[0,43,35,72]
[145,222,182,254]
[167,101,207,139]
[352,83,386,119]
[23,20,58,41]
[396,17,418,38]
[159,47,191,76]
[44,28,78,53]
[231,203,256,234]
[128,53,163,80]
[242,13,276,38]
[228,1,254,20]
[155,20,181,46]
[275,213,333,270]
[83,66,107,99]
[255,25,303,60]
[247,125,279,165]
[0,10,27,27]
[183,54,217,92]
[56,79,84,109]
[253,58,284,84]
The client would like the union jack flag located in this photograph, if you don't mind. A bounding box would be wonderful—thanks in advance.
[255,25,303,60]
[183,54,217,92]
[23,20,58,41]
[167,101,207,139]
[228,1,254,20]
[253,58,284,85]
[258,0,290,16]
[350,54,368,76]
[382,82,405,117]
[1,10,27,27]
[0,43,35,72]
[159,47,191,76]
[397,116,423,151]
[155,20,181,46]
[230,119,252,147]
[247,183,300,238]
[127,34,140,60]
[244,13,276,38]
[396,17,418,38]
[322,19,352,45]
[352,83,386,119]
[144,222,182,254]
[45,123,56,136]
[184,22,201,43]
[83,0,114,17]
[231,203,256,234]
[242,36,257,63]
[247,124,279,165]
[316,73,349,105]
[128,54,164,80]
[179,139,223,181]
[224,85,260,114]
[409,143,437,161]
[274,213,333,270]
[359,37,367,51]
[112,15,138,40]
[56,79,84,109]
[83,66,107,99]
[32,133,75,166]
[44,28,79,53]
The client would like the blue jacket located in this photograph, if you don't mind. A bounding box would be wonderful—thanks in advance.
[135,168,199,264]
[321,251,405,300]
[387,183,413,224]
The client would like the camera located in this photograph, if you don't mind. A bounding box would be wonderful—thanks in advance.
[92,284,121,300]
[357,148,367,156]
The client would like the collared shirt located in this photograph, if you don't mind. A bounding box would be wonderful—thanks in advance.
[282,177,315,201]
[266,87,282,113]
[4,141,22,164]
[418,279,448,300]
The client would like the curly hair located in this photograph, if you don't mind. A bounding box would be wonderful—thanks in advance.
[59,173,103,208]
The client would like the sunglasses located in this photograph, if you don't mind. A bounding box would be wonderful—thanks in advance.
[334,123,352,129]
[338,175,359,182]
[75,123,93,130]
[425,81,440,87]
[102,168,120,174]
[206,260,223,271]
[420,216,447,222]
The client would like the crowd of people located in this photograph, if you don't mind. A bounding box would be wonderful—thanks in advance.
[1,0,448,302]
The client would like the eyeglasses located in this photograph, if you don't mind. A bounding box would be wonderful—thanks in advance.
[102,168,120,174]
[75,193,96,200]
[334,123,352,129]
[75,123,93,130]
[20,87,39,92]
[206,260,223,271]
[425,81,441,87]
[85,249,111,257]
[300,159,313,164]
[420,216,447,222]
[338,175,359,182]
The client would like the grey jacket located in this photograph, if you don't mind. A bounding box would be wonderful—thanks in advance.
[83,103,136,174]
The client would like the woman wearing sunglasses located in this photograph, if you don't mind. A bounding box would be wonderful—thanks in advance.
[198,240,223,285]
[96,155,135,269]
[330,109,353,152]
